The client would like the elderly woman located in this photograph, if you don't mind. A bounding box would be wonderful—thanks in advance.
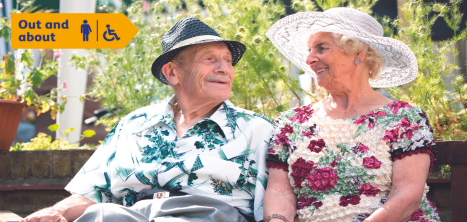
[262,8,440,222]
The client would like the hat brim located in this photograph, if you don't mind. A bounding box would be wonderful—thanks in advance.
[151,39,246,85]
[266,11,418,88]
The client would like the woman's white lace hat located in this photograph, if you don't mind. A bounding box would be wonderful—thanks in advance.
[266,7,418,88]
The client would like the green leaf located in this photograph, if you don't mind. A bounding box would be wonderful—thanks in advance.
[3,54,15,75]
[48,124,60,132]
[23,87,36,106]
[82,130,96,138]
[21,50,34,68]
[28,68,45,87]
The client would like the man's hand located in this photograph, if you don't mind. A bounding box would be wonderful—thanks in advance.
[21,207,67,222]
[21,194,95,222]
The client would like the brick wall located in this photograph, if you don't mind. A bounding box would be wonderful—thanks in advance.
[0,150,95,216]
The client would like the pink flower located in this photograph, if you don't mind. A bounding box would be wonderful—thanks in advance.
[274,133,290,148]
[339,194,361,207]
[363,156,382,169]
[409,209,425,221]
[307,139,326,153]
[267,148,275,154]
[313,201,323,209]
[0,3,3,9]
[302,130,312,138]
[54,51,63,58]
[61,81,68,89]
[382,117,420,144]
[388,101,413,115]
[297,196,317,209]
[354,143,369,153]
[330,161,337,167]
[429,202,438,213]
[289,105,314,123]
[142,0,149,11]
[291,157,315,189]
[358,183,380,197]
[307,167,338,191]
[353,111,386,129]
[281,124,294,134]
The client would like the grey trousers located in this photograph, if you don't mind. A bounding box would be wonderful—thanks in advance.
[75,195,251,222]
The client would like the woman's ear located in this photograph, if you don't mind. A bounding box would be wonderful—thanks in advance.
[161,62,180,85]
[358,44,368,61]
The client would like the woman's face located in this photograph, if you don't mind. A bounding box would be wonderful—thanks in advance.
[305,32,356,89]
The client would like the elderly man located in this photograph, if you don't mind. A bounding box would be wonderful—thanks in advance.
[22,17,273,222]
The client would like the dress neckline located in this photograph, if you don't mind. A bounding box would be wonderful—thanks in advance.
[313,100,397,122]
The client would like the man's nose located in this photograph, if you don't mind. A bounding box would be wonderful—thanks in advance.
[214,59,231,74]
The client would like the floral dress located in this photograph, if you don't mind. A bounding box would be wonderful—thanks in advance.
[266,101,440,222]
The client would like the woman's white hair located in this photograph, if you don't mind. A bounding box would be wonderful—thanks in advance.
[331,33,384,79]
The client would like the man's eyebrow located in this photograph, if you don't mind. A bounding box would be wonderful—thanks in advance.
[198,49,232,57]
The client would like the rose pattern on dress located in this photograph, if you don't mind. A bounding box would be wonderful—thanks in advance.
[307,167,338,191]
[387,101,413,115]
[358,183,380,197]
[291,157,315,189]
[352,143,369,154]
[363,156,382,169]
[266,102,440,221]
[289,105,314,123]
[354,110,387,129]
[308,139,326,153]
[382,117,420,144]
[339,194,361,207]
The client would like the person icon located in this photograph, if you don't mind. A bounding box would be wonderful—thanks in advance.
[81,20,92,41]
[103,24,121,41]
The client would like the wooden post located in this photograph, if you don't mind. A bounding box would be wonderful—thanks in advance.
[451,165,467,222]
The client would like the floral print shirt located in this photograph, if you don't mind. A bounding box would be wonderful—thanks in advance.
[65,96,274,221]
[266,101,440,222]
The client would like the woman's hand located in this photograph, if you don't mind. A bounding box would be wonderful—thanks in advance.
[263,168,297,222]
[364,153,431,222]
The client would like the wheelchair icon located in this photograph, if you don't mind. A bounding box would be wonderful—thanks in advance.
[103,24,120,41]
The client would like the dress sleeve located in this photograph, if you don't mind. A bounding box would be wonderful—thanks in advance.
[64,123,121,203]
[266,112,295,171]
[382,106,437,170]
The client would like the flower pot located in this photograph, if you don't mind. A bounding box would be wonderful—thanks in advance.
[0,100,24,151]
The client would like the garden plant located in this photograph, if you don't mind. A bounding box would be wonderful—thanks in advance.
[0,2,66,118]
[77,0,465,174]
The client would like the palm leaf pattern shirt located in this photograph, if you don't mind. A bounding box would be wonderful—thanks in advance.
[65,96,274,221]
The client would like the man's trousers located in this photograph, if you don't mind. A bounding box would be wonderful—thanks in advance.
[75,195,252,222]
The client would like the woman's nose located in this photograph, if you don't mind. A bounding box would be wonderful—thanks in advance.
[306,51,318,66]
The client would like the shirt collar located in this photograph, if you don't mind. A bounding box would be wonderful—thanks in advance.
[133,96,238,141]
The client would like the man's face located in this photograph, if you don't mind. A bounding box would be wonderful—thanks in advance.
[172,42,234,103]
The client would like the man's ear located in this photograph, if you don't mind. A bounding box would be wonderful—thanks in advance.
[161,62,180,85]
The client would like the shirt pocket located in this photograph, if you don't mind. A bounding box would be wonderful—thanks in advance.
[188,155,242,195]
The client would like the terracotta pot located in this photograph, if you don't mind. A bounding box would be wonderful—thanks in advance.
[0,100,24,151]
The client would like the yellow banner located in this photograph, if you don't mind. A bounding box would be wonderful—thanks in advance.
[11,13,138,49]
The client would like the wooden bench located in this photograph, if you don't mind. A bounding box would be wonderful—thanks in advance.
[1,141,466,221]
[435,141,467,222]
